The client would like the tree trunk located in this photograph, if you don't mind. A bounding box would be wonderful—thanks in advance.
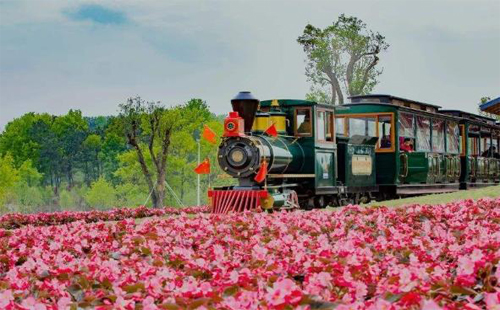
[335,81,344,104]
[151,129,171,208]
[330,82,337,105]
[345,55,358,96]
[155,173,166,208]
[326,71,344,105]
[130,141,158,208]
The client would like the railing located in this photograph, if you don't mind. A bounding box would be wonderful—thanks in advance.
[399,153,409,179]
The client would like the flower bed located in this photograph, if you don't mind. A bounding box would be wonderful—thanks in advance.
[0,206,210,230]
[1,198,499,309]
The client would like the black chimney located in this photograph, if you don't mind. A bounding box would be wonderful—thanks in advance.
[230,91,259,133]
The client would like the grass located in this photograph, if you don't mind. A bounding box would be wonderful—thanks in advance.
[366,185,500,208]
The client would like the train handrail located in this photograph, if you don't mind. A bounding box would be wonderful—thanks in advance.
[455,156,461,179]
[446,156,453,179]
[435,155,440,178]
[427,154,435,179]
[468,156,476,178]
[399,153,409,179]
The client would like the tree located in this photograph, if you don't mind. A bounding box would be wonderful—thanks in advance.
[297,14,389,104]
[85,177,117,209]
[52,110,88,189]
[0,154,20,207]
[117,96,185,208]
[82,134,103,184]
[0,113,52,166]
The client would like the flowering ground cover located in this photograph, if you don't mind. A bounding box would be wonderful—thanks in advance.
[1,198,499,309]
[0,206,209,230]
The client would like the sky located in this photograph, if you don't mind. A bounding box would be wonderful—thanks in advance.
[0,0,499,131]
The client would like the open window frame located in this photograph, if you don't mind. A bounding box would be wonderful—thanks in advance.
[294,107,313,137]
[334,113,395,153]
[316,108,335,143]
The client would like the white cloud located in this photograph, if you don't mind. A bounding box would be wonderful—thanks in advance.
[1,0,499,130]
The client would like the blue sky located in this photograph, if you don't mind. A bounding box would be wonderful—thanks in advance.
[0,0,499,130]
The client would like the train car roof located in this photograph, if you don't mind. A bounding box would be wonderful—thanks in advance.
[338,102,460,120]
[440,109,499,125]
[349,94,442,110]
[260,99,315,106]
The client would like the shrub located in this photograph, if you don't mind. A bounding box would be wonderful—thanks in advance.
[85,177,117,210]
[59,189,76,210]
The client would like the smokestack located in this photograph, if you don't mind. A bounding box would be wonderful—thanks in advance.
[230,91,259,133]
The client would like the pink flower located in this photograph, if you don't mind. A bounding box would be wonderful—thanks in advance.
[457,256,475,276]
[265,278,302,306]
[0,290,14,308]
[470,249,483,263]
[485,292,500,310]
[422,299,442,310]
[142,296,158,310]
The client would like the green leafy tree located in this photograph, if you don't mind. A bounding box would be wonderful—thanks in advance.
[297,14,389,104]
[100,128,127,183]
[116,183,148,207]
[52,110,88,188]
[85,177,117,209]
[82,134,103,184]
[0,154,20,208]
[116,96,188,208]
[0,113,52,166]
[29,117,63,192]
[59,189,76,210]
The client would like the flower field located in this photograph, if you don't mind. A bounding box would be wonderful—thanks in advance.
[1,199,500,309]
[0,206,209,230]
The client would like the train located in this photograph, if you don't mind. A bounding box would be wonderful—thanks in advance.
[208,91,500,213]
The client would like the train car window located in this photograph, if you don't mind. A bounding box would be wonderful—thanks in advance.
[326,112,334,142]
[348,116,376,137]
[349,117,366,136]
[317,111,326,141]
[480,135,492,157]
[335,117,346,136]
[398,113,415,138]
[367,118,377,137]
[432,119,445,153]
[468,136,479,156]
[295,108,312,136]
[416,116,431,152]
[493,136,499,158]
[378,115,393,149]
[446,121,460,154]
[469,125,480,133]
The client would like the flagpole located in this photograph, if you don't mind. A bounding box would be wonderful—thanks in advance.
[197,139,201,206]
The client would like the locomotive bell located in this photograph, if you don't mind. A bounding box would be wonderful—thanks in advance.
[231,91,259,133]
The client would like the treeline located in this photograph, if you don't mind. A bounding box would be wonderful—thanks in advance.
[0,98,229,213]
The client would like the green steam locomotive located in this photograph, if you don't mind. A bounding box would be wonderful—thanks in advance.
[209,92,500,213]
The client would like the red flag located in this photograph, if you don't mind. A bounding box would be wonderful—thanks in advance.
[202,125,217,144]
[264,123,278,137]
[254,159,268,183]
[194,158,211,174]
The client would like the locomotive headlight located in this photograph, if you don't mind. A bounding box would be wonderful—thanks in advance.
[228,147,248,167]
[231,149,244,163]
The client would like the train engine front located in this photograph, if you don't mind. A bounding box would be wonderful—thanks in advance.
[209,91,305,213]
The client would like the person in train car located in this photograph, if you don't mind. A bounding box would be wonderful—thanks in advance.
[298,114,311,134]
[400,138,414,152]
[381,135,391,148]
